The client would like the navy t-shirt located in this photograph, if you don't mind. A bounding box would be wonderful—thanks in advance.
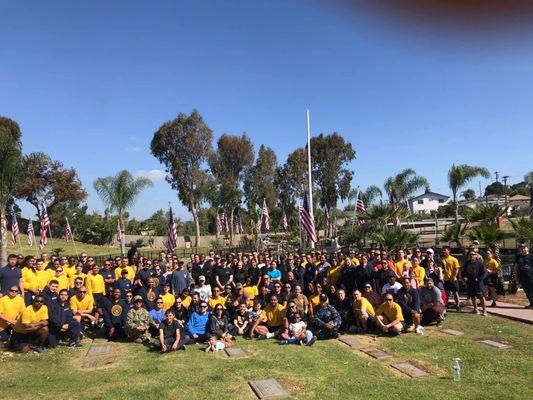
[0,266,22,295]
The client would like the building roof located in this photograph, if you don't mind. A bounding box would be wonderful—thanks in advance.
[509,194,530,201]
[409,191,450,202]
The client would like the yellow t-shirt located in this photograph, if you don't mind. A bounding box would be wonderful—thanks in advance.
[352,257,360,267]
[353,296,375,317]
[442,255,460,281]
[13,305,48,333]
[86,273,105,295]
[208,296,226,309]
[48,274,69,292]
[309,294,320,309]
[114,266,136,283]
[484,258,500,274]
[412,266,426,287]
[243,285,258,306]
[394,260,412,277]
[260,304,286,327]
[0,295,26,331]
[22,267,39,292]
[376,302,404,322]
[70,295,94,313]
[160,293,175,311]
[327,265,342,284]
[64,265,76,278]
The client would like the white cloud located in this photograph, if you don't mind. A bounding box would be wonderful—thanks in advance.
[126,146,142,153]
[135,169,166,182]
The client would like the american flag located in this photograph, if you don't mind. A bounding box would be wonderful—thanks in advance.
[529,186,533,220]
[215,214,221,237]
[235,210,244,234]
[256,212,262,235]
[11,213,19,246]
[282,211,289,231]
[221,211,228,233]
[262,199,270,231]
[39,206,50,249]
[65,217,73,241]
[356,193,366,226]
[300,193,317,244]
[167,207,177,254]
[27,219,35,247]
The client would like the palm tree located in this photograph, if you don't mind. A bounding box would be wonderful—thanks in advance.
[93,170,153,255]
[469,204,505,223]
[0,117,23,266]
[384,168,429,206]
[448,164,490,224]
[509,218,533,247]
[371,226,419,252]
[467,222,505,249]
[441,223,469,248]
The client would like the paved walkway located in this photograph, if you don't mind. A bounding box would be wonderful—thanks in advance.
[461,299,533,325]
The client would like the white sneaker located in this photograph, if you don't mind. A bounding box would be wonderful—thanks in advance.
[415,326,424,335]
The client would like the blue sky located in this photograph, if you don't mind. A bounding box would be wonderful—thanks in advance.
[2,0,532,220]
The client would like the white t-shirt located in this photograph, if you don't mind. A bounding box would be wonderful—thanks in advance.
[289,321,306,335]
[194,284,212,302]
[382,282,403,295]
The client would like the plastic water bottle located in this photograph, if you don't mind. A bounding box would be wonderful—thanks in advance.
[452,358,461,382]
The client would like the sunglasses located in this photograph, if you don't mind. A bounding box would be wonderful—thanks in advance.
[135,300,143,303]
[200,306,208,308]
[386,299,393,302]
[56,269,63,272]
[9,289,19,293]
[80,291,87,294]
[156,301,163,304]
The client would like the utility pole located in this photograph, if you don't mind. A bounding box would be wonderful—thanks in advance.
[502,175,510,214]
[494,171,500,205]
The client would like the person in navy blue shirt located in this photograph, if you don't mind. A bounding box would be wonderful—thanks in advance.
[0,254,23,296]
[48,289,81,348]
[462,250,488,316]
[115,269,132,297]
[396,277,421,332]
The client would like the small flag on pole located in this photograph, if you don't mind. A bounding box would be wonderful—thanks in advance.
[27,219,35,247]
[65,217,73,241]
[39,206,50,249]
[300,192,317,244]
[11,213,19,246]
[167,207,178,254]
[356,192,366,225]
[282,211,289,232]
[235,210,244,234]
[529,186,533,220]
[262,199,270,232]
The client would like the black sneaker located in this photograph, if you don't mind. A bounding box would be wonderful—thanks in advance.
[257,334,267,340]
[34,346,48,354]
[491,301,497,307]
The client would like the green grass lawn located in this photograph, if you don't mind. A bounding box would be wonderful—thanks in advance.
[2,312,532,400]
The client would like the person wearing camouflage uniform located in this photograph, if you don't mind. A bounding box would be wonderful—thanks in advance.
[125,295,153,343]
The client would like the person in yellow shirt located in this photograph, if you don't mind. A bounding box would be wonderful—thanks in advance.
[48,267,69,292]
[0,285,26,341]
[11,295,49,353]
[411,258,426,288]
[243,277,258,307]
[85,264,105,307]
[353,289,375,333]
[327,259,342,285]
[250,294,286,339]
[441,246,461,310]
[68,264,87,288]
[484,249,501,307]
[160,283,175,311]
[22,258,39,305]
[41,253,50,270]
[70,286,96,327]
[114,257,136,284]
[64,257,77,279]
[208,287,226,309]
[394,250,412,278]
[375,294,404,334]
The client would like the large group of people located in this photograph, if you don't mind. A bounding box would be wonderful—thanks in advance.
[0,243,531,354]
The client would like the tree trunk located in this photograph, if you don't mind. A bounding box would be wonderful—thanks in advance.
[0,203,7,266]
[119,209,125,256]
[190,201,200,248]
[453,191,459,225]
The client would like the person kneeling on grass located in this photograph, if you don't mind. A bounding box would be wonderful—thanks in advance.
[250,294,286,340]
[375,294,405,335]
[280,312,316,346]
[48,289,81,348]
[353,290,375,333]
[10,295,49,353]
[314,294,342,340]
[125,295,153,344]
[419,278,445,326]
[186,301,211,343]
[159,309,186,353]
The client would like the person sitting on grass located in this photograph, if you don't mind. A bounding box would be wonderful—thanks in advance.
[148,297,167,336]
[233,302,251,337]
[102,288,127,340]
[280,312,316,346]
[210,304,235,341]
[70,285,97,332]
[205,334,225,352]
[159,309,186,353]
[419,278,445,326]
[396,277,421,333]
[250,294,286,340]
[314,294,342,340]
[353,289,375,333]
[186,301,211,343]
[375,294,405,335]
[10,295,49,353]
[48,289,81,348]
[125,295,153,344]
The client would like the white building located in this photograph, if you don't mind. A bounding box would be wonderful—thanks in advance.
[408,191,450,215]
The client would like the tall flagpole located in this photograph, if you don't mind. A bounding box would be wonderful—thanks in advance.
[351,187,360,233]
[306,109,315,249]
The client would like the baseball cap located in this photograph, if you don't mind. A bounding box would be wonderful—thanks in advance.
[199,275,206,281]
[133,295,143,302]
[426,248,434,254]
[235,283,243,289]
[319,293,328,302]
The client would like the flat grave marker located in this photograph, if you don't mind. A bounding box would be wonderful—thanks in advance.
[360,348,392,360]
[478,340,512,349]
[225,347,247,358]
[442,329,465,336]
[391,362,430,378]
[86,344,112,357]
[249,378,289,399]
[339,336,363,347]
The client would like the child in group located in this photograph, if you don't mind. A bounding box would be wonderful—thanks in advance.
[233,302,251,336]
[248,300,263,325]
[205,335,226,353]
[280,313,316,346]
